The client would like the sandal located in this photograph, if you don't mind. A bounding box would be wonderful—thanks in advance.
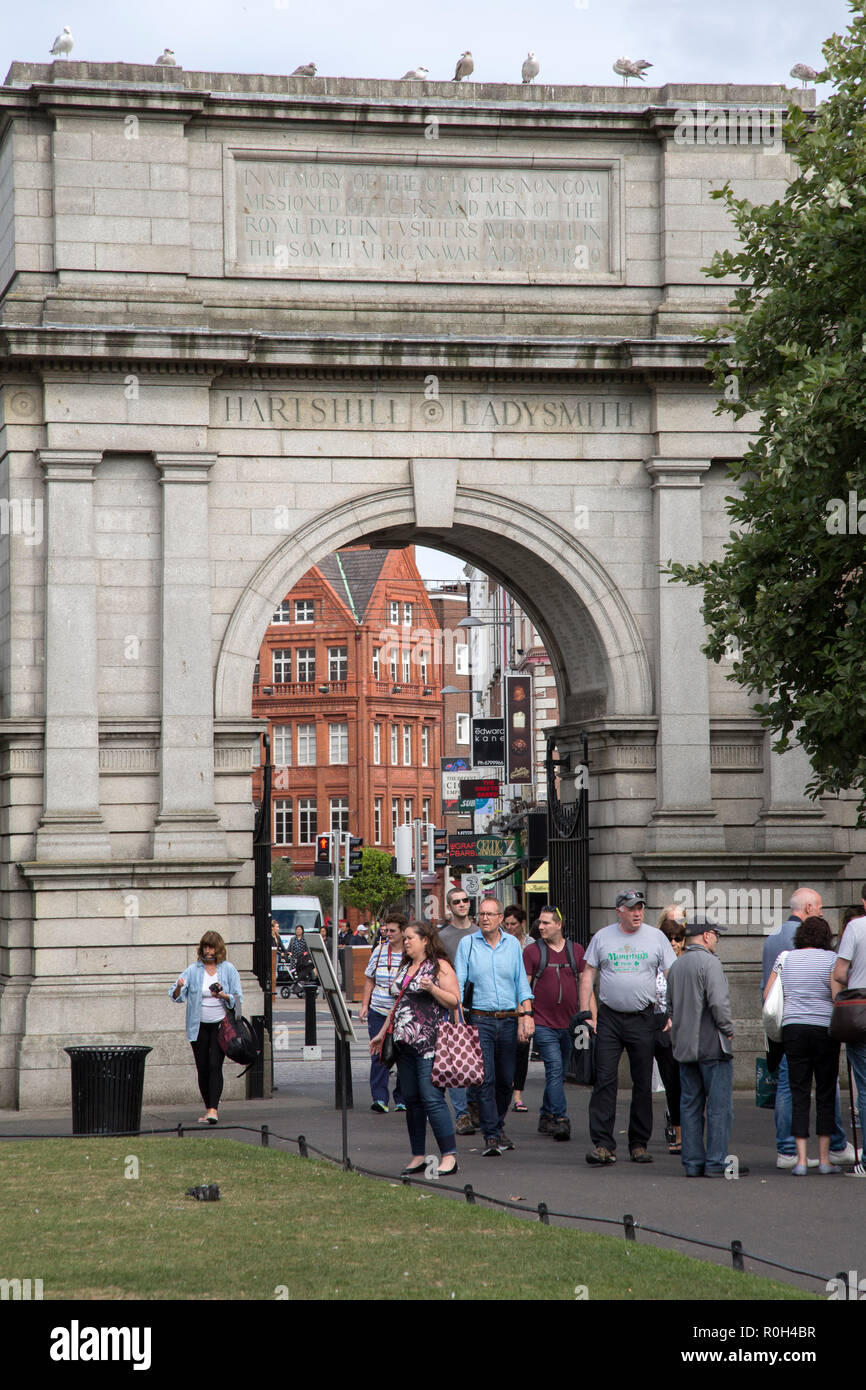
[669,1143,681,1154]
[512,1101,528,1112]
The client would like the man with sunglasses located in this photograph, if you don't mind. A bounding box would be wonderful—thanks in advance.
[523,906,585,1141]
[666,917,741,1178]
[438,886,479,1135]
[580,889,677,1165]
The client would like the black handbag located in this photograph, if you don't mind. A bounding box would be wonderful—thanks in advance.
[218,1008,259,1067]
[829,989,866,1045]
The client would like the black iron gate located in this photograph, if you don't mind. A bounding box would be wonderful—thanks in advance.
[546,733,590,948]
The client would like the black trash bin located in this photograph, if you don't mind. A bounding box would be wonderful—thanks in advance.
[64,1045,152,1135]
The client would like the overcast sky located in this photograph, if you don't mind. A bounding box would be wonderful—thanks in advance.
[4,0,855,580]
[3,0,853,88]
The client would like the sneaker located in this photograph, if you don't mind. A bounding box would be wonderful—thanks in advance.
[483,1136,503,1157]
[829,1142,857,1164]
[704,1166,750,1177]
[370,1100,388,1113]
[844,1165,866,1176]
[456,1113,476,1136]
[498,1131,515,1151]
[468,1102,481,1129]
[586,1146,616,1166]
[552,1117,571,1142]
[776,1152,819,1169]
[394,1103,406,1112]
[630,1146,653,1163]
[538,1113,556,1136]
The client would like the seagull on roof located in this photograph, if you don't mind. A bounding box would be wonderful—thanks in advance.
[291,63,318,77]
[789,63,819,87]
[522,52,540,84]
[613,56,652,84]
[155,49,176,66]
[454,51,474,81]
[401,66,429,79]
[50,27,74,58]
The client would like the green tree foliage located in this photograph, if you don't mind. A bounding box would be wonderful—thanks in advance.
[669,3,866,814]
[340,848,407,923]
[269,858,300,896]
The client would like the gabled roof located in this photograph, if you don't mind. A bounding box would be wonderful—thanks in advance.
[316,549,389,623]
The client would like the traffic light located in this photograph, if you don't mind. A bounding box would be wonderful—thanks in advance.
[347,836,364,877]
[314,832,332,877]
[432,827,448,870]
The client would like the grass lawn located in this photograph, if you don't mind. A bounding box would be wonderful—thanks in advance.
[0,1137,817,1301]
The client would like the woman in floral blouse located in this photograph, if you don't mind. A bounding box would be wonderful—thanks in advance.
[370,921,461,1177]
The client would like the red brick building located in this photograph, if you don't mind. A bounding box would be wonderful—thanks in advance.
[251,546,444,875]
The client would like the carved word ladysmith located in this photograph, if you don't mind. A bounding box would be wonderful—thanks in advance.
[215,391,643,432]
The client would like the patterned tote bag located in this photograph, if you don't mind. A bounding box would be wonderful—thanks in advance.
[431,1001,484,1089]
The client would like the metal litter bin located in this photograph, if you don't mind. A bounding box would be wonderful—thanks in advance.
[65,1044,152,1135]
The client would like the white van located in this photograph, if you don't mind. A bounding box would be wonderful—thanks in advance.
[270,894,324,943]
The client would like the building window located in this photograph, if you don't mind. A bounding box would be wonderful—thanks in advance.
[419,651,429,684]
[296,648,315,682]
[372,648,381,680]
[391,798,400,838]
[389,647,399,683]
[423,798,431,826]
[374,798,382,845]
[253,660,260,685]
[272,725,292,766]
[295,599,314,623]
[297,723,316,765]
[403,602,413,626]
[298,799,317,844]
[401,648,411,683]
[402,724,412,766]
[329,722,348,765]
[421,726,429,767]
[389,600,400,626]
[456,713,470,745]
[328,646,348,681]
[391,725,399,765]
[330,797,349,835]
[272,649,292,682]
[372,724,381,765]
[274,799,293,845]
[273,600,292,623]
[403,797,414,824]
[455,644,469,675]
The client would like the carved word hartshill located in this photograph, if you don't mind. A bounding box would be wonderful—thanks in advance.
[233,159,612,275]
[214,391,642,432]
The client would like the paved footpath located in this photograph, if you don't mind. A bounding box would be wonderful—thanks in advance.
[2,1003,863,1298]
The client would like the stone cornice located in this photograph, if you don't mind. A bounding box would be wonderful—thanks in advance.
[18,858,245,891]
[632,851,851,880]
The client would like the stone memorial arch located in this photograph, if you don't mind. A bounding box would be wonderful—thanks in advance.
[0,62,856,1106]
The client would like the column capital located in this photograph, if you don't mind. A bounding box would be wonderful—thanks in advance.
[154,452,217,484]
[37,449,103,481]
[645,457,712,487]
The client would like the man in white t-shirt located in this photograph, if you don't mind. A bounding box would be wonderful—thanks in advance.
[578,889,676,1166]
[833,884,866,1173]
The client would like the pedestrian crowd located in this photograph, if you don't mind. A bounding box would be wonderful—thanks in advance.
[357,882,866,1180]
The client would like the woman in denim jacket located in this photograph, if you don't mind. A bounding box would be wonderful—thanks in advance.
[170,931,242,1124]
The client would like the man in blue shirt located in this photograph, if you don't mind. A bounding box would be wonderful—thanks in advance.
[455,895,534,1156]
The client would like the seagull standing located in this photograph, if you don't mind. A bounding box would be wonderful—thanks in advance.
[291,63,318,77]
[50,27,74,59]
[401,66,429,79]
[522,52,540,84]
[789,63,819,87]
[613,56,652,85]
[155,49,176,66]
[454,51,474,81]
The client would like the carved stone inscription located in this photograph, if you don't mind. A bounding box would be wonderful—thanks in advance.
[213,390,644,432]
[232,158,612,277]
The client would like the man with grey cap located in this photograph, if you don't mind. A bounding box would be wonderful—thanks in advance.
[666,917,740,1178]
[579,889,677,1165]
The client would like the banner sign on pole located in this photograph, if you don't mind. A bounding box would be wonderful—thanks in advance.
[447,833,509,862]
[459,777,500,802]
[472,718,505,768]
[505,675,533,784]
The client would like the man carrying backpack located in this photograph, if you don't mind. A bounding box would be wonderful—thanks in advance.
[523,907,585,1141]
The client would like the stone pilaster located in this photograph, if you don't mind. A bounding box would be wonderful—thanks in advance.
[644,458,723,850]
[755,738,829,851]
[152,453,226,858]
[35,450,111,859]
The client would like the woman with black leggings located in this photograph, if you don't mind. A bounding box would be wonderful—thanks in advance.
[170,931,243,1124]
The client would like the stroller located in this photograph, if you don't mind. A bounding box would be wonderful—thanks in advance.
[276,941,316,999]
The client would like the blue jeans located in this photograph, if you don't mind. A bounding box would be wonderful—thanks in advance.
[846,1040,866,1155]
[367,1008,403,1107]
[471,1014,517,1139]
[774,1055,847,1155]
[394,1046,457,1157]
[679,1058,733,1175]
[535,1025,572,1120]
